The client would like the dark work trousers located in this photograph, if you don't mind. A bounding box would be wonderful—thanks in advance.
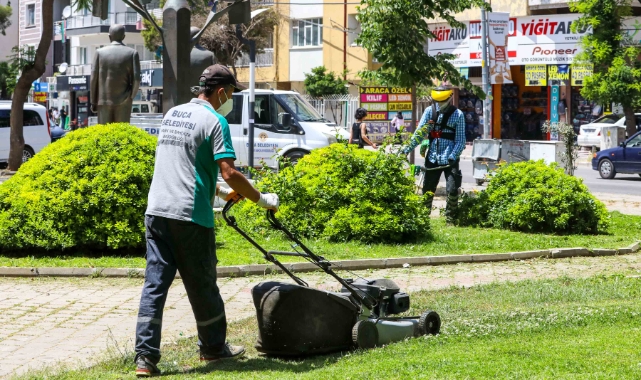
[135,215,226,363]
[422,159,461,223]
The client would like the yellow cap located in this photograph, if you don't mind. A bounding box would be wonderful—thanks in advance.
[431,86,453,102]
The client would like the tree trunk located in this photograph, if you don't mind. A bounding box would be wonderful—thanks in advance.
[8,0,54,171]
[624,106,637,139]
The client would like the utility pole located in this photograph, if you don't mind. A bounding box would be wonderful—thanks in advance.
[236,26,256,178]
[481,7,492,139]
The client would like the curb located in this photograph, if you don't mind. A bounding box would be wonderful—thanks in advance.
[0,242,638,279]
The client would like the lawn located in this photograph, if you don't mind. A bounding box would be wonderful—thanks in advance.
[1,212,639,269]
[25,273,641,379]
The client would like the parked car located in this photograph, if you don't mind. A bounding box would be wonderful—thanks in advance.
[578,113,641,148]
[0,101,51,164]
[131,101,157,114]
[592,131,641,179]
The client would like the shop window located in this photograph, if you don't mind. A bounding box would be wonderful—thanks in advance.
[459,88,483,142]
[502,86,547,141]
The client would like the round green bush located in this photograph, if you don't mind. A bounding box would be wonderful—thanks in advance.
[0,123,157,251]
[457,160,610,234]
[235,144,431,243]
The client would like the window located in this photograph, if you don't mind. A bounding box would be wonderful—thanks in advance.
[0,110,9,128]
[24,110,43,126]
[592,114,622,124]
[292,18,323,47]
[627,133,641,147]
[26,4,35,27]
[78,47,87,65]
[226,94,244,125]
[254,95,272,124]
[0,110,43,127]
[347,15,361,46]
[275,94,323,122]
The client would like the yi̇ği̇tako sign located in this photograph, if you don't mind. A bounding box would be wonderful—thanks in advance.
[359,87,413,143]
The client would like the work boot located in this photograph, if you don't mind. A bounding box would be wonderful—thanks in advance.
[135,355,161,377]
[200,342,246,363]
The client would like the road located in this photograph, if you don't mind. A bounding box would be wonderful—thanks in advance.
[412,156,640,196]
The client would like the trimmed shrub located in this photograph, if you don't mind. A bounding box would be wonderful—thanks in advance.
[0,123,157,251]
[457,160,610,234]
[235,144,431,243]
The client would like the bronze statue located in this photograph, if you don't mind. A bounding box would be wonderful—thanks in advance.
[90,24,141,124]
[190,27,216,89]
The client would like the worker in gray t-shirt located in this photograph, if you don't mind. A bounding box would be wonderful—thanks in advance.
[134,64,279,377]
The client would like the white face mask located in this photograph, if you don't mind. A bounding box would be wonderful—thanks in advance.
[216,90,233,116]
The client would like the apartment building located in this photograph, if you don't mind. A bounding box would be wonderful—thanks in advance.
[0,0,18,62]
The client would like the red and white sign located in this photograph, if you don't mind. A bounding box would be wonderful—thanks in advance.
[488,12,513,84]
[426,22,470,67]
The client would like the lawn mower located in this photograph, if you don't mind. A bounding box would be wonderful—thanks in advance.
[222,199,441,356]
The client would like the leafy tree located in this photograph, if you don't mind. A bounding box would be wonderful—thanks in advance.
[194,7,279,77]
[0,60,18,99]
[0,1,12,36]
[304,66,348,125]
[141,3,279,77]
[303,66,348,97]
[356,0,489,98]
[570,0,641,138]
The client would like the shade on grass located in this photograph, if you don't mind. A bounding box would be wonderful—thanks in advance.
[30,274,641,379]
[1,212,639,269]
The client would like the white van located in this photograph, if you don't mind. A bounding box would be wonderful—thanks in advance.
[97,90,349,167]
[225,89,348,166]
[0,102,51,165]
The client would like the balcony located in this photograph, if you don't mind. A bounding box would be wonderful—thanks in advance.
[66,64,92,76]
[141,60,163,70]
[235,49,274,67]
[67,12,139,29]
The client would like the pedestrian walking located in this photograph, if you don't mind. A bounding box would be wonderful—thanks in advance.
[134,64,280,377]
[401,86,465,224]
[390,112,404,144]
[349,107,378,149]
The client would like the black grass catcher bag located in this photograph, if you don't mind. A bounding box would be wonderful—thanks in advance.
[252,281,359,356]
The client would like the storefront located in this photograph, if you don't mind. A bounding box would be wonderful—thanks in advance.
[56,75,93,128]
[427,14,610,141]
[140,68,163,114]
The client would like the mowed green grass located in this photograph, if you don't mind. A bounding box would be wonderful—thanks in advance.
[23,274,641,379]
[1,212,639,269]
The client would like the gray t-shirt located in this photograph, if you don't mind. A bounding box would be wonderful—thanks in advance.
[146,98,236,228]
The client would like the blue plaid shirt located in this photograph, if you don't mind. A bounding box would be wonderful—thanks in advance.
[404,105,466,165]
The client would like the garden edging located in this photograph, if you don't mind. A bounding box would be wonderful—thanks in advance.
[0,241,638,279]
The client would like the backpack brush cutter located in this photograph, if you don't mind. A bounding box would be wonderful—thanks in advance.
[222,199,441,356]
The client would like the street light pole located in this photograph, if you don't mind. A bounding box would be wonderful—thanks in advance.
[236,8,268,179]
[481,7,491,139]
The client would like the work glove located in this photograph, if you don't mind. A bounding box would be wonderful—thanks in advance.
[448,157,457,167]
[217,187,244,203]
[257,193,279,212]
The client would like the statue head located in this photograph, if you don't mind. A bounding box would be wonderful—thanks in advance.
[109,24,126,43]
[190,27,201,44]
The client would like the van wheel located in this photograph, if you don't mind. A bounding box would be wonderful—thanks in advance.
[598,159,616,179]
[22,146,35,164]
[283,150,307,166]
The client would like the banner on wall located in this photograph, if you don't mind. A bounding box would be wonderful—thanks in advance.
[548,64,569,85]
[525,65,547,86]
[488,12,513,84]
[359,87,413,142]
[571,63,593,86]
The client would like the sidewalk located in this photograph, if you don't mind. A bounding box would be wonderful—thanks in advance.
[2,253,641,378]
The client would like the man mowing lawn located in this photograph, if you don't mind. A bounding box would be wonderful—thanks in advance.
[134,64,279,377]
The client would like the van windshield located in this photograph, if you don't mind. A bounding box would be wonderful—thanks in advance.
[275,94,326,122]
